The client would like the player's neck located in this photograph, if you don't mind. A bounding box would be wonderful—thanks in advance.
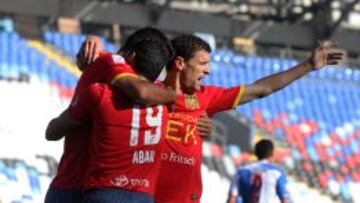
[164,70,183,95]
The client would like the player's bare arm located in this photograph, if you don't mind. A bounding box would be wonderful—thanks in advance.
[45,110,82,141]
[112,76,176,106]
[196,113,213,138]
[239,41,344,105]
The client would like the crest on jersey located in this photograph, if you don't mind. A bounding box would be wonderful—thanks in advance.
[184,94,199,109]
[111,54,125,64]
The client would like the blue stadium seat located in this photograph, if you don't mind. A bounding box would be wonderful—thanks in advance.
[27,168,41,194]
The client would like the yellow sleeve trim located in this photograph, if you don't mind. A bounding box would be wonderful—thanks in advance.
[232,85,246,108]
[110,73,138,85]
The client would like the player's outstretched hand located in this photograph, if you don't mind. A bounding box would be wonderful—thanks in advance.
[309,40,344,70]
[197,113,213,138]
[76,36,103,71]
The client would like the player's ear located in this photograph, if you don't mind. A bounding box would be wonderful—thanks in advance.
[174,56,185,71]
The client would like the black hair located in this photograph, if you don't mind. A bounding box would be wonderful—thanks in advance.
[131,38,171,81]
[168,34,211,69]
[255,139,274,160]
[120,27,174,81]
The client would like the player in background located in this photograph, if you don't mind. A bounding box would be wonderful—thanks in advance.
[44,27,176,203]
[76,35,343,203]
[227,139,289,203]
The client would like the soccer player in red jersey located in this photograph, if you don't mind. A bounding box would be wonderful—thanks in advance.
[153,35,343,203]
[67,81,168,203]
[73,35,343,203]
[153,35,242,203]
[44,27,176,203]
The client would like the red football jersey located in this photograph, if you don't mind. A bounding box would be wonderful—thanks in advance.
[50,52,136,189]
[154,85,244,203]
[68,83,168,195]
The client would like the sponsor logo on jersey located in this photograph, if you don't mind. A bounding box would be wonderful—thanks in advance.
[130,178,150,188]
[111,175,129,187]
[111,175,150,188]
[161,152,196,166]
[166,120,197,144]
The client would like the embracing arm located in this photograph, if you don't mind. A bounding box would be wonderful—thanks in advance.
[45,110,83,141]
[112,76,176,106]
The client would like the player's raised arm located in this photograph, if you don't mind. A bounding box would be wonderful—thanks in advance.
[238,41,344,105]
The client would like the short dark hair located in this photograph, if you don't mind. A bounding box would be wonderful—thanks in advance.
[131,38,171,81]
[120,27,174,81]
[170,34,211,67]
[255,139,274,160]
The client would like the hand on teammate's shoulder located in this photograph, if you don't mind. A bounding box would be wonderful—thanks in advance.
[76,36,103,71]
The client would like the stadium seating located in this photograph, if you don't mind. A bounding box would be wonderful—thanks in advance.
[0,31,72,202]
[0,18,14,32]
[0,158,54,203]
[0,31,77,99]
[44,31,118,60]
